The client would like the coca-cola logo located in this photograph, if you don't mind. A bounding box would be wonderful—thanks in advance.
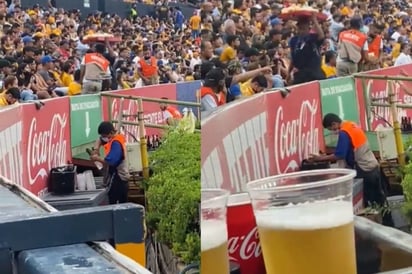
[366,79,407,130]
[273,100,319,174]
[27,114,68,185]
[228,227,262,261]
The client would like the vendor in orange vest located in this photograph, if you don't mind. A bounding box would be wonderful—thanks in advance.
[137,45,159,86]
[365,23,384,71]
[159,97,182,125]
[90,121,129,204]
[336,17,369,77]
[200,67,226,112]
[310,113,393,226]
[80,43,111,94]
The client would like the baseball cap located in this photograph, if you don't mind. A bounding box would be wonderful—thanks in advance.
[271,18,283,26]
[41,55,54,64]
[22,36,34,44]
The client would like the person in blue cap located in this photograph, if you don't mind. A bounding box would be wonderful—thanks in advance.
[22,36,34,47]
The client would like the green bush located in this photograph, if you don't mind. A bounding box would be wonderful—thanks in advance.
[146,130,200,264]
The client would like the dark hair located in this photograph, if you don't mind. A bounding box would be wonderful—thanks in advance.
[97,121,115,135]
[74,69,81,81]
[6,87,20,100]
[322,113,342,128]
[252,75,268,88]
[325,50,336,63]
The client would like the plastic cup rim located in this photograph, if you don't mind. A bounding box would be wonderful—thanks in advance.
[247,168,356,193]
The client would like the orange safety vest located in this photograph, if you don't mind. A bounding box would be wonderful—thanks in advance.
[368,35,382,58]
[339,29,367,50]
[200,86,226,106]
[84,53,110,72]
[166,106,182,119]
[139,57,158,78]
[103,133,127,157]
[340,121,367,150]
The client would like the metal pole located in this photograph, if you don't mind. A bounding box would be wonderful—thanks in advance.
[388,81,405,166]
[101,93,201,107]
[137,98,150,180]
[361,78,373,131]
[108,97,113,122]
[111,120,201,133]
[118,98,124,131]
[354,74,412,82]
[370,103,412,109]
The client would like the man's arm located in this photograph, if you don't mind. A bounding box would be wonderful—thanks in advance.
[311,131,351,162]
[92,141,123,166]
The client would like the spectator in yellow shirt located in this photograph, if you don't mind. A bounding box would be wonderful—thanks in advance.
[220,35,240,64]
[0,87,20,107]
[322,51,337,79]
[68,70,82,96]
[239,75,268,97]
[189,12,201,38]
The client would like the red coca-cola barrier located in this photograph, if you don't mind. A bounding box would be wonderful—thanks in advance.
[202,82,325,192]
[21,97,72,196]
[101,84,177,142]
[227,193,265,274]
[355,64,412,131]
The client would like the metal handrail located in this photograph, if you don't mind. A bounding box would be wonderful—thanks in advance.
[101,92,201,107]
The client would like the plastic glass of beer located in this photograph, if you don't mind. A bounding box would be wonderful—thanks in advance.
[201,189,230,274]
[247,168,357,274]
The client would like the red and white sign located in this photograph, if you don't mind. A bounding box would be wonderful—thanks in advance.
[266,82,325,175]
[0,106,24,187]
[201,94,270,193]
[101,84,177,142]
[21,97,72,196]
[201,82,325,193]
[227,193,265,274]
[355,64,412,131]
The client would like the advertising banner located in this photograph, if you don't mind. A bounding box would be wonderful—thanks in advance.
[319,77,360,146]
[21,97,72,197]
[176,81,201,118]
[0,106,24,187]
[266,82,325,175]
[70,94,102,148]
[101,84,177,142]
[201,94,269,193]
[355,64,412,131]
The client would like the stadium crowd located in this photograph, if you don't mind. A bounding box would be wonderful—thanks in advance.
[198,0,412,111]
[0,0,202,106]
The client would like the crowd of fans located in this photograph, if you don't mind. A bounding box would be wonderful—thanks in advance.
[0,0,203,107]
[198,0,412,112]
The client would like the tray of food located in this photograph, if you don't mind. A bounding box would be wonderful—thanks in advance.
[279,5,328,21]
[82,33,122,44]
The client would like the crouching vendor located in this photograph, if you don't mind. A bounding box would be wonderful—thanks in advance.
[310,113,393,225]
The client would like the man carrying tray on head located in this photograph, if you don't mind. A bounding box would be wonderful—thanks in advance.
[310,113,393,226]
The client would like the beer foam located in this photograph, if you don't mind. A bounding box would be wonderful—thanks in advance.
[255,200,353,230]
[201,220,228,251]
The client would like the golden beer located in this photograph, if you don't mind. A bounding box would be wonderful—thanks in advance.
[201,220,230,274]
[256,200,356,274]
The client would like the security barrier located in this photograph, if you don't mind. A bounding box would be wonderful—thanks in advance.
[0,81,201,197]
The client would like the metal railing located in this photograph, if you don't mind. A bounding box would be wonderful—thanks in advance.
[101,93,201,179]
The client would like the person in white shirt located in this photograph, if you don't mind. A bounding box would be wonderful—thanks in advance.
[394,43,412,66]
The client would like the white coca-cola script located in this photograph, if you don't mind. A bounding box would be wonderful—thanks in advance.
[228,227,262,261]
[27,114,68,185]
[110,98,163,141]
[273,100,319,174]
[367,79,407,130]
[0,122,23,185]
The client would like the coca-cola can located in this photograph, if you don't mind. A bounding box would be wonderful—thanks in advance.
[227,193,266,274]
